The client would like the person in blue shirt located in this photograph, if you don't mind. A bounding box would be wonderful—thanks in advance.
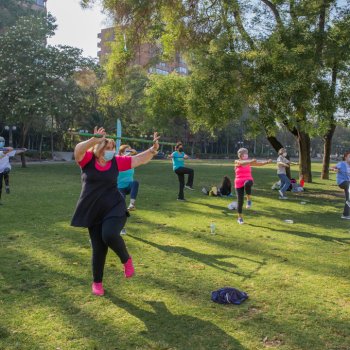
[168,142,194,201]
[331,151,350,219]
[117,145,139,211]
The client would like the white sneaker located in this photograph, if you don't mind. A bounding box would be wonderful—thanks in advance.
[127,204,136,211]
[185,185,194,190]
[120,229,127,235]
[237,217,244,225]
[279,196,288,200]
[278,190,284,197]
[341,215,350,220]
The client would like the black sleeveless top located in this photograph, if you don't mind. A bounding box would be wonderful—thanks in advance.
[71,155,127,228]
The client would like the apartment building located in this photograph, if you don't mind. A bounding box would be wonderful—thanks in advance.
[97,27,188,75]
[19,0,47,11]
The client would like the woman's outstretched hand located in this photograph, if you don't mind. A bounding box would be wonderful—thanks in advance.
[153,132,160,151]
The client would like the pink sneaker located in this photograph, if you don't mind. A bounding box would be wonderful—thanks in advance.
[92,282,104,296]
[124,257,135,278]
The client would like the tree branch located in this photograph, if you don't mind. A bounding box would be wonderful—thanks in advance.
[260,0,284,28]
[315,0,330,62]
[230,0,255,49]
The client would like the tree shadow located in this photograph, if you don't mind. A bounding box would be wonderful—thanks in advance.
[108,295,247,350]
[129,235,266,279]
[248,223,350,245]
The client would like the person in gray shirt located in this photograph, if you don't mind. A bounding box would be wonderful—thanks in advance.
[276,148,297,199]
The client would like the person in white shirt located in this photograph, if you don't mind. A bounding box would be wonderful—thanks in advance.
[0,137,25,204]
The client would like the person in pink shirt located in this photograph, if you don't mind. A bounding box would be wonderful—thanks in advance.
[234,148,272,225]
[71,127,159,296]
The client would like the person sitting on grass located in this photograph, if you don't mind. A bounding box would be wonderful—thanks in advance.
[168,142,194,201]
[71,127,160,296]
[330,151,350,220]
[234,148,272,225]
[202,176,233,197]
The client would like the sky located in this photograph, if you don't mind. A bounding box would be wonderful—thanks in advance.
[47,0,110,58]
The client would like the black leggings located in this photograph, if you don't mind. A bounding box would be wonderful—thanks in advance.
[88,215,129,283]
[0,168,10,199]
[235,180,254,214]
[339,181,350,217]
[175,167,194,199]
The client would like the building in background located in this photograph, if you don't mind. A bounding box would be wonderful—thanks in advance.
[97,26,188,76]
[20,0,47,12]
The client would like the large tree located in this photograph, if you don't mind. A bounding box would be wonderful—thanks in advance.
[82,0,350,181]
[0,14,91,163]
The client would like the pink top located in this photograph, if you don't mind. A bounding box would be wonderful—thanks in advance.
[234,164,254,188]
[78,151,132,171]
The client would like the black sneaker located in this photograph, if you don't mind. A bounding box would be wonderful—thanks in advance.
[5,187,9,194]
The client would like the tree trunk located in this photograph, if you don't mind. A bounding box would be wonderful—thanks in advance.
[297,131,312,182]
[39,133,43,161]
[321,123,336,180]
[20,125,28,168]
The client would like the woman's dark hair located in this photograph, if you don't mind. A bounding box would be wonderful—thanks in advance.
[220,176,232,195]
[175,142,183,150]
[343,151,350,161]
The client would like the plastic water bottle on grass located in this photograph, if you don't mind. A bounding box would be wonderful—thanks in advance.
[210,223,216,234]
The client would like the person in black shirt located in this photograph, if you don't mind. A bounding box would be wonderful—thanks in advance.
[71,127,159,296]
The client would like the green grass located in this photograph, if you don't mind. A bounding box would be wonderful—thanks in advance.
[0,160,349,350]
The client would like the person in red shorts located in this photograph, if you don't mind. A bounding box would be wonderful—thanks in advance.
[71,127,160,296]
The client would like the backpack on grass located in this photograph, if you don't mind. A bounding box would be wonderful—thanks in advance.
[211,287,248,305]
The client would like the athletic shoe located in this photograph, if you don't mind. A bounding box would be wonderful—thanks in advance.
[92,282,104,296]
[127,204,136,211]
[341,215,350,220]
[246,200,252,209]
[279,196,288,200]
[185,185,194,190]
[177,198,186,201]
[237,217,244,225]
[5,187,9,194]
[124,257,135,278]
[120,228,127,235]
[278,190,284,198]
[346,201,350,208]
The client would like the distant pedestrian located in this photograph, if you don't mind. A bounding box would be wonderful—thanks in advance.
[168,142,194,201]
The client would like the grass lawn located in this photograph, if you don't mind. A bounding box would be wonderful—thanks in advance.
[0,160,349,350]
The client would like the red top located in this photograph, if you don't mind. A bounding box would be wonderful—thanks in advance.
[234,164,254,188]
[78,151,132,171]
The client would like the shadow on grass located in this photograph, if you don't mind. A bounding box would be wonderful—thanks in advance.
[108,295,247,350]
[129,235,266,279]
[247,223,350,245]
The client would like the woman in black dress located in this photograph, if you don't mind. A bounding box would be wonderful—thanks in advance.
[71,127,160,296]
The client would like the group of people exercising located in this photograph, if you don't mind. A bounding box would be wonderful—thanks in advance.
[1,128,349,295]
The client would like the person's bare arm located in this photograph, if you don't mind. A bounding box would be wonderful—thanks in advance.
[252,159,272,167]
[277,161,289,168]
[2,147,14,155]
[74,127,105,164]
[235,159,257,166]
[131,132,160,168]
